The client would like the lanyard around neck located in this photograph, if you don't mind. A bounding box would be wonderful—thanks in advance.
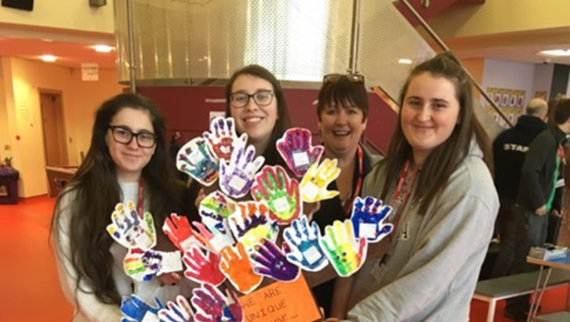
[389,159,418,239]
[137,179,145,217]
[343,145,364,217]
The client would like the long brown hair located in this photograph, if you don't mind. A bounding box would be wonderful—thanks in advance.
[50,93,186,304]
[224,64,291,167]
[381,52,493,214]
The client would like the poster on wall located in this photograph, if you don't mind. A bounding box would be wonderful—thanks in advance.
[485,87,526,128]
[535,91,548,100]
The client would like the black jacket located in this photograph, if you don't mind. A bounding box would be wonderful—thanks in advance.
[493,115,547,201]
[517,125,566,212]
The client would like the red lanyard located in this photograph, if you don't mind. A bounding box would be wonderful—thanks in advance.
[390,159,418,236]
[343,146,364,217]
[137,179,145,217]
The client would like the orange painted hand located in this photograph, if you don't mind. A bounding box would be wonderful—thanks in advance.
[219,242,263,294]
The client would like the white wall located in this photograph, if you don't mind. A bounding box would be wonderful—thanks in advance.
[533,64,554,101]
[481,58,537,109]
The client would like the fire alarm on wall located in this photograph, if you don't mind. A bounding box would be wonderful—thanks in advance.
[89,0,106,7]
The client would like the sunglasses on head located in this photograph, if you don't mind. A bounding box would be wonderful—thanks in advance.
[323,73,365,83]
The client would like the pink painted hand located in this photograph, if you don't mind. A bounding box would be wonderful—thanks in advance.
[183,246,226,286]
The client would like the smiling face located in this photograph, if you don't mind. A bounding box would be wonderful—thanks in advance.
[230,74,278,152]
[318,101,367,157]
[106,107,156,182]
[400,72,461,166]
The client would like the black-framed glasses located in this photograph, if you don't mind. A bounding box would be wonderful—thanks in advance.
[108,126,157,148]
[323,73,365,84]
[229,90,275,108]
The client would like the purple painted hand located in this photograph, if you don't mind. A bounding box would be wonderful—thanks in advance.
[219,144,264,199]
[251,238,301,282]
[276,128,324,177]
[191,283,243,322]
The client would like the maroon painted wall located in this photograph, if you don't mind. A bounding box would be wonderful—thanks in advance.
[138,86,397,154]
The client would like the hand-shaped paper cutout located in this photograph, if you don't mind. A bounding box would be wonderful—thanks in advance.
[191,220,235,254]
[219,144,265,199]
[283,215,328,272]
[107,201,157,250]
[158,295,194,322]
[251,238,300,282]
[219,242,263,294]
[191,284,243,322]
[183,246,226,286]
[319,220,368,277]
[277,128,324,177]
[199,191,236,220]
[228,201,279,251]
[163,213,200,252]
[121,295,164,322]
[350,196,394,243]
[251,165,302,225]
[177,137,219,186]
[124,248,162,281]
[300,159,341,203]
[203,116,248,161]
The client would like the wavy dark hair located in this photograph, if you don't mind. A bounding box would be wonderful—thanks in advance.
[224,64,291,167]
[380,52,493,214]
[50,93,186,305]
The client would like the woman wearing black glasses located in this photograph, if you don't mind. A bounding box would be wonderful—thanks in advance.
[189,65,292,206]
[345,52,498,321]
[311,73,381,319]
[50,93,193,321]
[225,64,291,165]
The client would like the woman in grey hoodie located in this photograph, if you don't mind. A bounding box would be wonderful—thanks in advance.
[345,52,499,322]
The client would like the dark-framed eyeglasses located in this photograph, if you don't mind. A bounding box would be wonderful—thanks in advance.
[108,126,157,148]
[323,73,365,84]
[229,90,275,108]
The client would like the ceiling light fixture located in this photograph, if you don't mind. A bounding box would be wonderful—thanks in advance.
[398,58,413,65]
[40,55,57,62]
[93,45,114,53]
[538,49,570,57]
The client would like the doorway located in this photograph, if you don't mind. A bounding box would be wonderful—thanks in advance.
[39,91,68,166]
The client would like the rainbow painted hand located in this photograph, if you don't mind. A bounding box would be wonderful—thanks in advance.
[276,128,324,177]
[203,116,248,161]
[199,191,236,220]
[251,165,302,224]
[283,215,328,272]
[191,284,243,322]
[183,246,226,286]
[159,295,194,322]
[229,201,279,252]
[219,144,265,199]
[251,238,300,282]
[177,137,219,186]
[107,201,156,250]
[191,220,235,254]
[319,220,368,277]
[123,248,162,281]
[299,159,341,203]
[350,196,394,243]
[163,213,200,252]
[121,295,164,322]
[219,242,263,294]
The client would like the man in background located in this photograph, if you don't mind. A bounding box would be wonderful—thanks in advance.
[505,98,570,321]
[491,98,548,279]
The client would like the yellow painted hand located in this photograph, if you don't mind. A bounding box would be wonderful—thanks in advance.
[300,158,341,203]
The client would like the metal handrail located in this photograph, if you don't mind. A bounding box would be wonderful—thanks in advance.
[399,0,513,128]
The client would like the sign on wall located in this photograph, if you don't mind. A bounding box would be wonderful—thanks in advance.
[81,63,99,81]
[485,87,525,127]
